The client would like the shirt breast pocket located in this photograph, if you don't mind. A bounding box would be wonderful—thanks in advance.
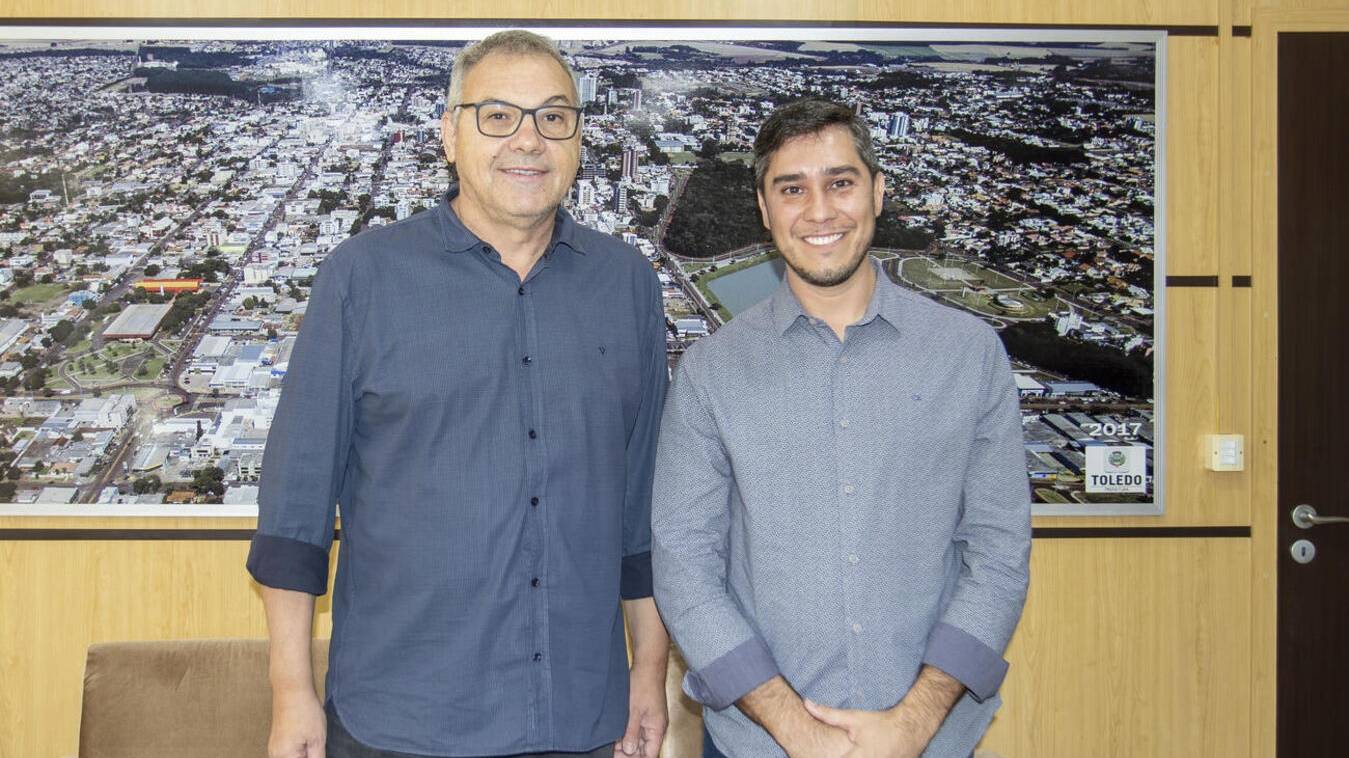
[585,329,643,418]
[534,288,650,431]
[884,378,981,488]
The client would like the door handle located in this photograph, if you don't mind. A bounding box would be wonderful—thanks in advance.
[1292,504,1349,529]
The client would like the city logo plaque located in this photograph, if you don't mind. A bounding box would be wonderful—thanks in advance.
[1085,444,1149,494]
[0,24,1164,516]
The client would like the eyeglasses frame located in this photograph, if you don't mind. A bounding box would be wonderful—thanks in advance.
[453,99,584,141]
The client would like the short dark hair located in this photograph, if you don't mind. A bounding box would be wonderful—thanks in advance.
[752,99,881,190]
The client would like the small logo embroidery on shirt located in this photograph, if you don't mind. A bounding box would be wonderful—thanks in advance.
[911,393,923,401]
[598,345,606,355]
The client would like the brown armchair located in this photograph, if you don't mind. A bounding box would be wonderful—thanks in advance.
[78,639,704,758]
[79,639,329,758]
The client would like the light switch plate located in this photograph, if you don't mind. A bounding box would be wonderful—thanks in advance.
[1207,434,1245,471]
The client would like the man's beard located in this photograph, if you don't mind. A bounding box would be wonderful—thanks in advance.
[782,242,870,288]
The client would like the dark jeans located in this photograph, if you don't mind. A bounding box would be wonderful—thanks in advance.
[703,721,974,758]
[326,700,613,758]
[702,724,729,758]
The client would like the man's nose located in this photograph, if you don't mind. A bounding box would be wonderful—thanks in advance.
[803,187,834,223]
[507,113,544,151]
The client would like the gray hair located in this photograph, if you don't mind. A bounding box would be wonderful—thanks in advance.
[752,98,882,190]
[446,30,578,109]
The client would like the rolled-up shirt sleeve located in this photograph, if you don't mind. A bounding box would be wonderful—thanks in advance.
[246,247,359,596]
[620,269,669,600]
[921,328,1031,702]
[652,357,780,710]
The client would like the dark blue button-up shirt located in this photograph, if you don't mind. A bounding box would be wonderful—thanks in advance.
[246,190,668,756]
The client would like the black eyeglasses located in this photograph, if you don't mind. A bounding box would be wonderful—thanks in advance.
[455,100,583,140]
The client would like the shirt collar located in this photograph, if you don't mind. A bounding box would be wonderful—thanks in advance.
[436,184,584,256]
[769,256,903,336]
[768,273,809,336]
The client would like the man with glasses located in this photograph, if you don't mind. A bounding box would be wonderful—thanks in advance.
[249,30,670,758]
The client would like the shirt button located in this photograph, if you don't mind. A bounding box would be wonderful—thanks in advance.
[847,553,859,564]
[530,496,539,506]
[843,483,856,495]
[839,419,850,429]
[531,577,540,587]
[533,652,542,662]
[517,286,525,296]
[528,429,537,439]
[521,355,531,365]
[839,356,849,364]
[852,622,863,634]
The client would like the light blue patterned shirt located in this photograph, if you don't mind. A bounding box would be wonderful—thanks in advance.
[652,258,1030,757]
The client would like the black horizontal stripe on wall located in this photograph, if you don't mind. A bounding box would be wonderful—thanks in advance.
[0,528,257,540]
[0,528,337,541]
[1033,526,1250,538]
[1233,26,1253,37]
[1233,275,1253,287]
[1166,275,1221,287]
[0,18,1222,36]
[1,527,1251,540]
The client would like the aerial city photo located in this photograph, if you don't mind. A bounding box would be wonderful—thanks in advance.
[0,31,1160,510]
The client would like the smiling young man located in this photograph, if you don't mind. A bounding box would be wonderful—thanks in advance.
[652,99,1031,758]
[249,31,669,758]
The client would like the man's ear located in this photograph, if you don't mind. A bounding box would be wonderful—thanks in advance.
[872,170,885,218]
[441,109,457,165]
[757,189,770,230]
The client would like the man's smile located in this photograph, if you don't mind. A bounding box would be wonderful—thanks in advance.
[802,232,846,246]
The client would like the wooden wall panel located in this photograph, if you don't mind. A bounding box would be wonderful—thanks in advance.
[1161,290,1222,522]
[980,538,1251,758]
[1158,38,1231,524]
[1249,15,1277,758]
[0,535,338,758]
[1218,38,1253,455]
[1235,3,1349,33]
[0,536,1253,758]
[1167,37,1222,277]
[0,0,1222,26]
[1222,40,1254,280]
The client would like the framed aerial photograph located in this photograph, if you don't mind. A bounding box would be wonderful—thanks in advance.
[0,23,1165,516]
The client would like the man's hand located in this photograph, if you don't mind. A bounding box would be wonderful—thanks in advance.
[269,687,326,758]
[803,665,965,758]
[615,659,668,756]
[261,586,324,758]
[803,700,923,758]
[784,717,853,758]
[737,676,850,758]
[618,598,670,756]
